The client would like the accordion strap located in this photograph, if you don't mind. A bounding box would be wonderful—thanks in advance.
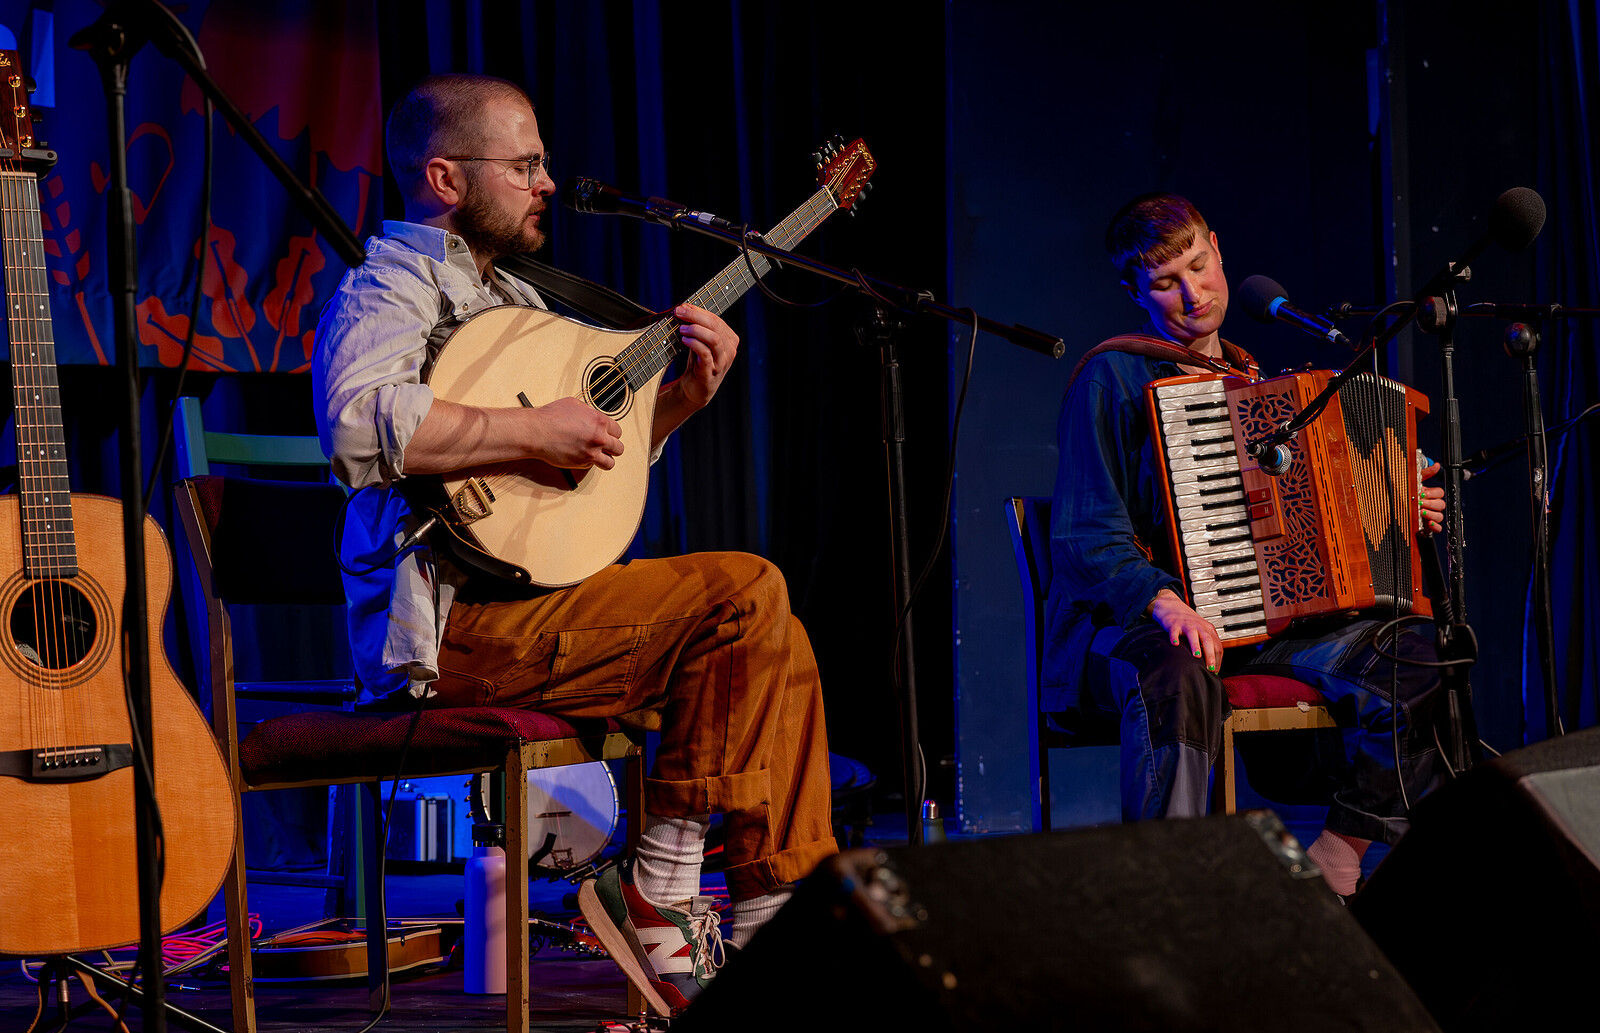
[1067,333,1260,394]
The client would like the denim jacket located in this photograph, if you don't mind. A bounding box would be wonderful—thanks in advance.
[1041,347,1185,715]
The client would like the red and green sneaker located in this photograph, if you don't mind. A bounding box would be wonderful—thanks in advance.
[577,855,725,1015]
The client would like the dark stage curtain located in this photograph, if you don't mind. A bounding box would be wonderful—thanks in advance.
[2,0,950,868]
[372,1,953,791]
[1529,0,1600,737]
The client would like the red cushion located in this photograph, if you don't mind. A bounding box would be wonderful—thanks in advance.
[238,706,623,786]
[1223,674,1326,710]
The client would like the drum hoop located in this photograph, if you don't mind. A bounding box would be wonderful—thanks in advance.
[469,761,619,871]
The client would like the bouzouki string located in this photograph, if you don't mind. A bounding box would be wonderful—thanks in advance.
[579,185,831,399]
[461,184,840,510]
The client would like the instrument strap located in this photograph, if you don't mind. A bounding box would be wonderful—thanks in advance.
[494,253,660,330]
[1067,333,1260,394]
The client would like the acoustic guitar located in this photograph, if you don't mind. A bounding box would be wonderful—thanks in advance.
[0,51,236,956]
[416,139,877,587]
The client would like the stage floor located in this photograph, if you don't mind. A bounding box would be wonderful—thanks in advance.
[0,794,1342,1031]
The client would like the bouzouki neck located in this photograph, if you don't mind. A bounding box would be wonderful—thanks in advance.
[609,185,838,392]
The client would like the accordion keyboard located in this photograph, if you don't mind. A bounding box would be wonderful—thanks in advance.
[1150,378,1270,643]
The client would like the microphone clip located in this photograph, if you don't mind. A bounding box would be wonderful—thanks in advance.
[1247,422,1295,477]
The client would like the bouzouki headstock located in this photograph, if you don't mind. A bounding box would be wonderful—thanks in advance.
[0,50,56,171]
[813,136,875,214]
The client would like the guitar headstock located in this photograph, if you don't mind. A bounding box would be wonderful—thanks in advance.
[0,50,55,171]
[814,136,875,214]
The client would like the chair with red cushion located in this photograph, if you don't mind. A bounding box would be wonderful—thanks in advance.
[1005,496,1338,829]
[175,473,639,1033]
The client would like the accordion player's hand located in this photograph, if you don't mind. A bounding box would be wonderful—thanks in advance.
[1148,589,1224,674]
[1419,461,1446,535]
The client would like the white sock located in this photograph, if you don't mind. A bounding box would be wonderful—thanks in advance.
[727,885,794,948]
[1306,829,1370,896]
[634,813,709,904]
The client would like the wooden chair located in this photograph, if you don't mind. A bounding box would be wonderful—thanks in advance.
[171,395,364,914]
[1005,496,1338,829]
[174,470,640,1033]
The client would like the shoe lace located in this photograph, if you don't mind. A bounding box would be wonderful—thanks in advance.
[686,905,725,975]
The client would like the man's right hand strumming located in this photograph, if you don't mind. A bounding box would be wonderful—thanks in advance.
[403,395,623,475]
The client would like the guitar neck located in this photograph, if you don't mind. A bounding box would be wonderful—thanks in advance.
[615,185,839,389]
[1,168,76,578]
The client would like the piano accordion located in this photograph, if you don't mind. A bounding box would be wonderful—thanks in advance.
[1147,370,1433,647]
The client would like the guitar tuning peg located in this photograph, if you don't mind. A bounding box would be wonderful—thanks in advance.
[23,76,36,94]
[811,151,822,166]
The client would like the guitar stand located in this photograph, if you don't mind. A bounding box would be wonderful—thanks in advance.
[30,954,228,1033]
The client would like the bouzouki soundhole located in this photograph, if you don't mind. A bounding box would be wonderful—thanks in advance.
[9,579,99,671]
[583,357,633,418]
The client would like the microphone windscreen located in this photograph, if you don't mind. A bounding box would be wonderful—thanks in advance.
[1236,275,1288,323]
[561,177,604,213]
[1489,187,1546,252]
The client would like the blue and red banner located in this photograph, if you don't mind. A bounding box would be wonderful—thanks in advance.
[3,0,382,370]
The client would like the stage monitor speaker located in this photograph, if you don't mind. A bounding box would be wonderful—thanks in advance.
[1351,726,1600,1032]
[680,812,1438,1032]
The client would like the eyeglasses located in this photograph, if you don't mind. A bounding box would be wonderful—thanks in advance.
[445,154,551,190]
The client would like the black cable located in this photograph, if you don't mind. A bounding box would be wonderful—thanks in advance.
[740,225,851,310]
[140,7,213,511]
[889,308,980,816]
[347,690,430,1033]
[333,485,442,577]
[1371,614,1474,669]
[1466,400,1600,480]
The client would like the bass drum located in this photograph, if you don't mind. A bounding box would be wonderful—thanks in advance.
[470,761,619,873]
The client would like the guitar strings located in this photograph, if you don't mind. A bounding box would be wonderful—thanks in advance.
[462,184,838,511]
[4,147,94,763]
[4,163,53,757]
[1,157,52,757]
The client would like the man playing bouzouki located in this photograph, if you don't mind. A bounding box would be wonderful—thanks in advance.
[313,74,836,1012]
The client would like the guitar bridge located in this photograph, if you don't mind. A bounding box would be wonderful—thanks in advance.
[449,478,496,524]
[0,743,133,784]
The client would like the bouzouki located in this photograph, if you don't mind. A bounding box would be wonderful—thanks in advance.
[0,52,236,956]
[415,139,876,587]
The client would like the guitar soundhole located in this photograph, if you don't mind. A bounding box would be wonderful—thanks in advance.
[9,581,98,670]
[584,358,633,418]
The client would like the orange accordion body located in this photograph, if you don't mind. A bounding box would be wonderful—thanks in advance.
[1146,370,1433,647]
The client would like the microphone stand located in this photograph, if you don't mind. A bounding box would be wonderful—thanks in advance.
[1501,322,1561,740]
[1344,300,1600,740]
[1259,288,1485,772]
[69,4,363,1028]
[648,212,1063,844]
[1412,289,1483,772]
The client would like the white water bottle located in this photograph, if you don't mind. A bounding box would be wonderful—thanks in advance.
[464,822,507,994]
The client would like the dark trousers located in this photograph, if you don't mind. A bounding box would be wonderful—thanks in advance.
[1084,618,1445,842]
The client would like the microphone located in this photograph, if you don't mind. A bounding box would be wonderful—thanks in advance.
[1237,275,1356,350]
[561,177,741,233]
[1415,186,1546,298]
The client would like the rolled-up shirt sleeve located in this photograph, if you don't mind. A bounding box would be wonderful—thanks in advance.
[314,253,443,489]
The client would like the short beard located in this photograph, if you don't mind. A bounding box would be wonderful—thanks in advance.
[454,169,546,261]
